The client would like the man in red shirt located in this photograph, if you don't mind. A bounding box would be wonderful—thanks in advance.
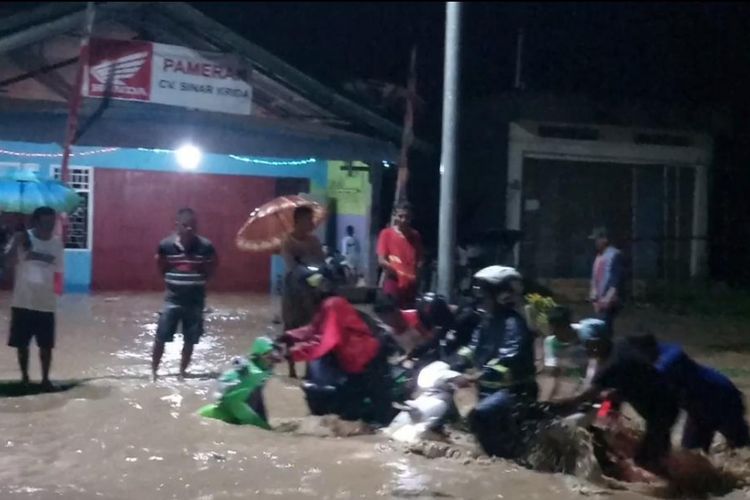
[377,202,423,309]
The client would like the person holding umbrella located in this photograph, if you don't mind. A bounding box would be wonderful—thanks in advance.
[5,206,64,389]
[280,205,325,377]
[235,195,327,379]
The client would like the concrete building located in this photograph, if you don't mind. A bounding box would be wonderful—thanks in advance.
[0,2,419,293]
[461,91,727,297]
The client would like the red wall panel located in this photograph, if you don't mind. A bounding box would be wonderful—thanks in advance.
[92,169,276,292]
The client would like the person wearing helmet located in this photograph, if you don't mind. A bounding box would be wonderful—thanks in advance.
[544,307,613,400]
[451,265,538,458]
[197,336,282,429]
[280,264,393,425]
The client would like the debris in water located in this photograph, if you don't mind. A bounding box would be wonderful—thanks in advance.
[273,415,375,437]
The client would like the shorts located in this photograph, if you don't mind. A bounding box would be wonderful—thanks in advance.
[8,307,55,349]
[155,303,204,345]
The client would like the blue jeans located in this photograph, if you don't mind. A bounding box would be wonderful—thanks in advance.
[469,383,538,458]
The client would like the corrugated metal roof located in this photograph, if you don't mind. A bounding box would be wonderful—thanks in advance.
[0,2,431,154]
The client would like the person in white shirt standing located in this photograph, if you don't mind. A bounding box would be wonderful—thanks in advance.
[340,225,361,279]
[5,206,64,389]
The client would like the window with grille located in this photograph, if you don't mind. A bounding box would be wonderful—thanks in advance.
[52,166,93,250]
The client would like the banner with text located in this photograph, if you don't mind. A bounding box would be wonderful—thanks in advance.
[83,38,253,115]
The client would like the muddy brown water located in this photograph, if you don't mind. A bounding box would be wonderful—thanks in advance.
[0,293,748,500]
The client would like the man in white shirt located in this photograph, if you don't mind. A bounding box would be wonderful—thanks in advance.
[5,206,64,389]
[340,225,361,278]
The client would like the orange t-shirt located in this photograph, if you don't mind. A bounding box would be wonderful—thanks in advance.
[376,226,423,286]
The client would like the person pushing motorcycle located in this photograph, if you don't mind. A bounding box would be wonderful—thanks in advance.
[451,265,539,458]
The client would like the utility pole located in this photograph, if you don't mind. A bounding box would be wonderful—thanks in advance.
[437,1,462,297]
[514,28,524,90]
[61,1,95,184]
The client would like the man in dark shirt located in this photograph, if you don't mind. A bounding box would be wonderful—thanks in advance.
[629,334,749,452]
[152,208,217,381]
[557,337,679,474]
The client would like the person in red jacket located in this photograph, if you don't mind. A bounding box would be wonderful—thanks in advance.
[280,264,393,425]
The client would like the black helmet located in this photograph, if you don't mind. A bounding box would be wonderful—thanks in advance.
[415,293,454,330]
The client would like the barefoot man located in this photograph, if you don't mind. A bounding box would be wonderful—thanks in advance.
[152,208,217,381]
[6,207,64,389]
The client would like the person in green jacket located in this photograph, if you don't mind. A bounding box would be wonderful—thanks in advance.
[198,336,281,429]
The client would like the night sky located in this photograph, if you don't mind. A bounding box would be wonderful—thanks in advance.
[191,2,750,140]
[2,2,748,138]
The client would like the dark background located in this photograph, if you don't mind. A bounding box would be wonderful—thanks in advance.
[189,2,749,285]
[3,2,749,283]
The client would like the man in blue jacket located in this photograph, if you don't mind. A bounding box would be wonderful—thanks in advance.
[629,334,749,452]
[589,227,623,334]
[452,265,537,458]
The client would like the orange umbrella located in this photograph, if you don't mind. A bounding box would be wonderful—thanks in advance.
[236,195,327,253]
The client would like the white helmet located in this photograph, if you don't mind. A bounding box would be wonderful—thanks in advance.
[473,265,522,285]
[472,265,523,305]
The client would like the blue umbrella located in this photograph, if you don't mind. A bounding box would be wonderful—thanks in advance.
[0,169,81,215]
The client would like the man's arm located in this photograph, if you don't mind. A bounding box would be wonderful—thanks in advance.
[156,253,168,276]
[552,383,601,409]
[452,320,481,372]
[494,314,529,373]
[54,240,65,296]
[601,251,622,306]
[376,230,397,277]
[378,255,397,274]
[4,231,27,269]
[285,301,340,363]
[204,245,218,281]
[590,259,598,302]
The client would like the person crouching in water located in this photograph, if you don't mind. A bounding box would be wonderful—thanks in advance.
[628,333,750,453]
[279,264,394,426]
[555,334,679,475]
[198,337,282,429]
[451,265,538,459]
[543,306,614,400]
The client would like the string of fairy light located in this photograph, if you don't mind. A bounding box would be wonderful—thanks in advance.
[0,147,119,158]
[0,146,318,166]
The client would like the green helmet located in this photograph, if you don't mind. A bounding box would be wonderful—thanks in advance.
[249,336,275,358]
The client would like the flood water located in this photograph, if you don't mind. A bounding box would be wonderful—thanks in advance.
[0,293,748,500]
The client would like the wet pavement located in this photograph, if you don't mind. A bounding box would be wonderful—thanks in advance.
[0,293,748,499]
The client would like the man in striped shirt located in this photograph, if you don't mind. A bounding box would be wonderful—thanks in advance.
[152,208,218,381]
